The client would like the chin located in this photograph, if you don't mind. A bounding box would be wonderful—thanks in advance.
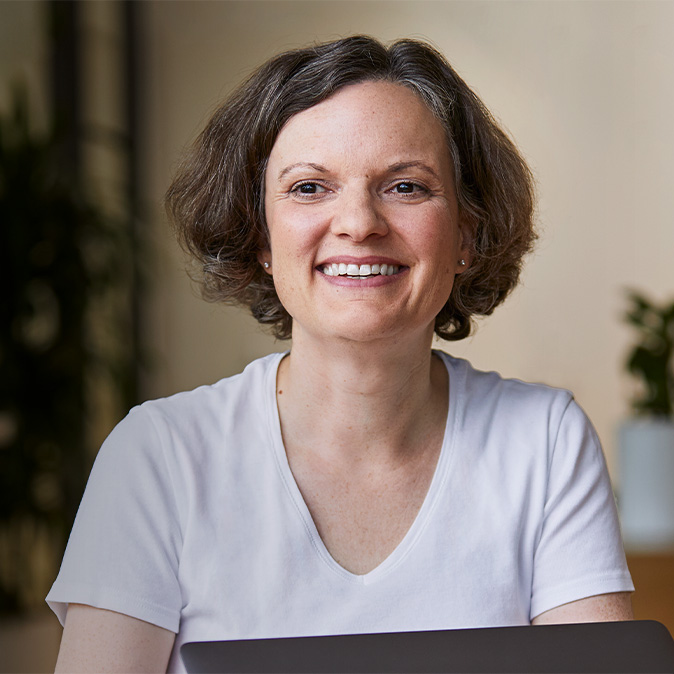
[302,315,432,346]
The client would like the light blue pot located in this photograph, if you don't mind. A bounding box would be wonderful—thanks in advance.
[618,419,674,551]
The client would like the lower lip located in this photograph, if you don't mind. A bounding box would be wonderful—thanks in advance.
[316,268,408,287]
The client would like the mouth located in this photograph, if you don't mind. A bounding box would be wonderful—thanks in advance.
[318,262,404,279]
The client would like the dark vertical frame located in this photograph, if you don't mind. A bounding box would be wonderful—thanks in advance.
[48,0,86,530]
[49,0,81,177]
[49,0,143,405]
[123,0,142,405]
[47,0,143,504]
[49,0,143,406]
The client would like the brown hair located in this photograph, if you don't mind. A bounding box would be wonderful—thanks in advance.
[166,35,536,340]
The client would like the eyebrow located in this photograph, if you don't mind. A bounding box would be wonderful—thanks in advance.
[387,161,441,180]
[277,162,327,181]
[276,160,441,181]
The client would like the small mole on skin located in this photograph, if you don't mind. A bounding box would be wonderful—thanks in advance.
[278,390,283,394]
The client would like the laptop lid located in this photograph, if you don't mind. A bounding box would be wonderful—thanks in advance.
[181,620,674,674]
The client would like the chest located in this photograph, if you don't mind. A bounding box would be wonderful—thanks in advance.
[285,446,441,576]
[175,449,534,651]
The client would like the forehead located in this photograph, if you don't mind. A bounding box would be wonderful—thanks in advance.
[267,81,452,173]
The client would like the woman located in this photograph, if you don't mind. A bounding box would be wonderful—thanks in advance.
[48,36,633,673]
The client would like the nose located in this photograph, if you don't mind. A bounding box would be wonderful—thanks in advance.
[330,187,389,242]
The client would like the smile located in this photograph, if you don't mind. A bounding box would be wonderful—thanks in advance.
[320,263,401,278]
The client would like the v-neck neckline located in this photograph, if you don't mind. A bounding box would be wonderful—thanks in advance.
[264,350,462,585]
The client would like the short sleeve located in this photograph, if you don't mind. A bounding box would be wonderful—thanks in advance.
[530,398,634,619]
[46,405,183,632]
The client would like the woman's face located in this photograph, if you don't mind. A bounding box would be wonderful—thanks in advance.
[261,80,471,346]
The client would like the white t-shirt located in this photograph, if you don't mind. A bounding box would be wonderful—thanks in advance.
[47,351,633,673]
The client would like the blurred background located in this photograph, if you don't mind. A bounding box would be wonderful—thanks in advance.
[1,1,673,671]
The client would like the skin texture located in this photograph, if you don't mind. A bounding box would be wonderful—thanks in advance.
[532,592,633,624]
[55,82,632,672]
[55,604,174,673]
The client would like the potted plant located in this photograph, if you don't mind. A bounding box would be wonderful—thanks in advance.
[618,290,674,551]
[0,88,135,614]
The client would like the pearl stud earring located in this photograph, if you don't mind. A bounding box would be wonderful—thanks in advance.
[459,259,466,266]
[263,262,270,269]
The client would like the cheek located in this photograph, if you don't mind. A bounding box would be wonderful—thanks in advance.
[270,269,301,320]
[407,216,457,261]
[268,207,327,257]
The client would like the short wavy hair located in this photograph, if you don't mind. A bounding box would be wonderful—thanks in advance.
[166,35,536,341]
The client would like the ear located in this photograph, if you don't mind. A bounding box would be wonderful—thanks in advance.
[257,249,272,274]
[455,213,475,275]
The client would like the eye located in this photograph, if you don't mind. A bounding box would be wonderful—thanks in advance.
[290,182,327,197]
[391,181,427,195]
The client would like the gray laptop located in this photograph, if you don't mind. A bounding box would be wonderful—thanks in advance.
[181,620,674,673]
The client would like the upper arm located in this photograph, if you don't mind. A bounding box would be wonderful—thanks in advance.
[530,399,634,617]
[55,604,175,673]
[532,591,633,625]
[47,407,183,635]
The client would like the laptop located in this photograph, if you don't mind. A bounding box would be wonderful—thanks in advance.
[181,620,674,673]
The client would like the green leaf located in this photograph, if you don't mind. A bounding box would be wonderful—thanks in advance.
[622,288,674,417]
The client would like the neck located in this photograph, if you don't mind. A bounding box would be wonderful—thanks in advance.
[277,329,448,467]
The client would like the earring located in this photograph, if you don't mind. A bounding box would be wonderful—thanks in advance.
[263,262,270,269]
[459,259,466,266]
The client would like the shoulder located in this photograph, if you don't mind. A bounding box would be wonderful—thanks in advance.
[99,351,285,470]
[139,351,284,415]
[127,352,284,433]
[437,350,574,418]
[436,350,594,466]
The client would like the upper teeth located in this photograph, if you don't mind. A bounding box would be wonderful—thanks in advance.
[321,263,400,277]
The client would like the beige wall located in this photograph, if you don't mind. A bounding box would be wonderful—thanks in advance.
[140,0,674,478]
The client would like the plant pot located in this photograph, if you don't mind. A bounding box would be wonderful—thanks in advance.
[618,419,674,551]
